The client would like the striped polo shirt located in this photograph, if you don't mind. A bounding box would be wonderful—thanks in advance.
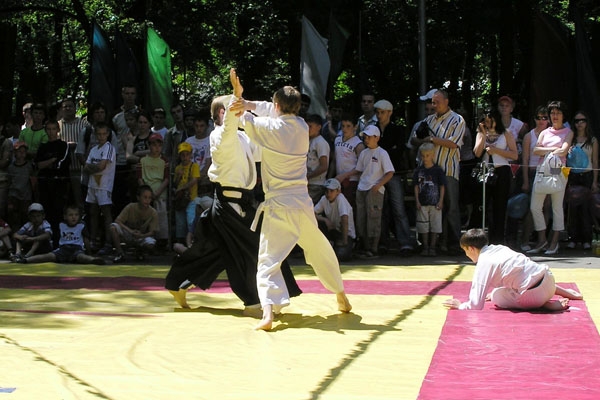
[425,109,465,179]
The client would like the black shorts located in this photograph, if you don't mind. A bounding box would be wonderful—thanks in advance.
[52,245,85,263]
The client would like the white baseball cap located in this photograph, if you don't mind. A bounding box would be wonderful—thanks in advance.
[419,89,437,101]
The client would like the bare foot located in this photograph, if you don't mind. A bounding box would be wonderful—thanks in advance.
[336,292,352,313]
[555,285,583,300]
[255,304,273,331]
[543,298,570,311]
[562,288,583,300]
[169,289,190,309]
[172,243,188,255]
[255,317,273,331]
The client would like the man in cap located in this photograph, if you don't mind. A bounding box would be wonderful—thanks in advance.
[374,99,414,255]
[408,89,437,167]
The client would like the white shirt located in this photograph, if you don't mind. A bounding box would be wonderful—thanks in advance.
[58,222,86,247]
[459,244,548,310]
[334,135,363,182]
[483,132,511,167]
[86,141,116,191]
[526,129,541,167]
[151,126,168,139]
[208,96,260,190]
[240,101,311,205]
[186,136,211,171]
[307,135,330,186]
[314,193,356,239]
[355,146,394,193]
[506,117,525,142]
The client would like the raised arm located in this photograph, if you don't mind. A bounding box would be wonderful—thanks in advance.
[230,68,243,98]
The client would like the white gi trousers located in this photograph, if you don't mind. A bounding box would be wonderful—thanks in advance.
[491,269,556,309]
[254,193,345,309]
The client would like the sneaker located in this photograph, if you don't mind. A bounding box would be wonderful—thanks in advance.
[361,250,379,259]
[526,241,548,254]
[16,255,27,264]
[113,253,124,263]
[583,242,591,250]
[97,245,113,256]
[428,248,437,257]
[520,244,532,252]
[399,245,414,257]
[566,242,576,249]
[420,247,429,257]
[9,253,22,263]
[544,244,559,255]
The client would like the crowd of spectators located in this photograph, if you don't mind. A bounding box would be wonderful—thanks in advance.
[1,86,598,264]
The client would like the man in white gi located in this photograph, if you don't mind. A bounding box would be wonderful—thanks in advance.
[231,77,352,331]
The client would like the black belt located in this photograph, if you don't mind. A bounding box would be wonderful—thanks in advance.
[528,276,544,290]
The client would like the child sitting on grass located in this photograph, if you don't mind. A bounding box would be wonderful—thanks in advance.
[110,185,158,263]
[16,205,104,265]
[11,203,53,262]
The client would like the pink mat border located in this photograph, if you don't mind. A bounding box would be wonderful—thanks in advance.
[0,275,472,294]
[418,286,600,400]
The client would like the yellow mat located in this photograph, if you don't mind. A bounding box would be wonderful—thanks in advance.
[1,263,599,400]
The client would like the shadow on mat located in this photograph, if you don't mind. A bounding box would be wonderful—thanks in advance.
[307,264,467,400]
[1,332,112,399]
[269,312,401,333]
[174,305,249,318]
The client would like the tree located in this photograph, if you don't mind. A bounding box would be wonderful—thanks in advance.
[1,0,599,129]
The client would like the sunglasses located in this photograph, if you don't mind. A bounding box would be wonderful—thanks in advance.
[574,118,587,124]
[535,116,548,121]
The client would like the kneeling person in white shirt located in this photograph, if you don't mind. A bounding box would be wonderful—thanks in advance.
[314,178,356,261]
[444,228,583,311]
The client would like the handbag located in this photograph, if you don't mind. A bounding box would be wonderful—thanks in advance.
[415,120,433,139]
[566,145,589,173]
[533,153,567,194]
[174,189,191,210]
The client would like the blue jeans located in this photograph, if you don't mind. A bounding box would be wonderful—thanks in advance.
[381,174,413,248]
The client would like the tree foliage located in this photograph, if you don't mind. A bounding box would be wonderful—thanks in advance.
[1,0,599,127]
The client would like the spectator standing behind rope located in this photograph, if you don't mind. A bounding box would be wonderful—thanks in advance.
[420,90,465,255]
[34,120,70,243]
[470,108,518,244]
[565,110,598,250]
[527,101,573,256]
